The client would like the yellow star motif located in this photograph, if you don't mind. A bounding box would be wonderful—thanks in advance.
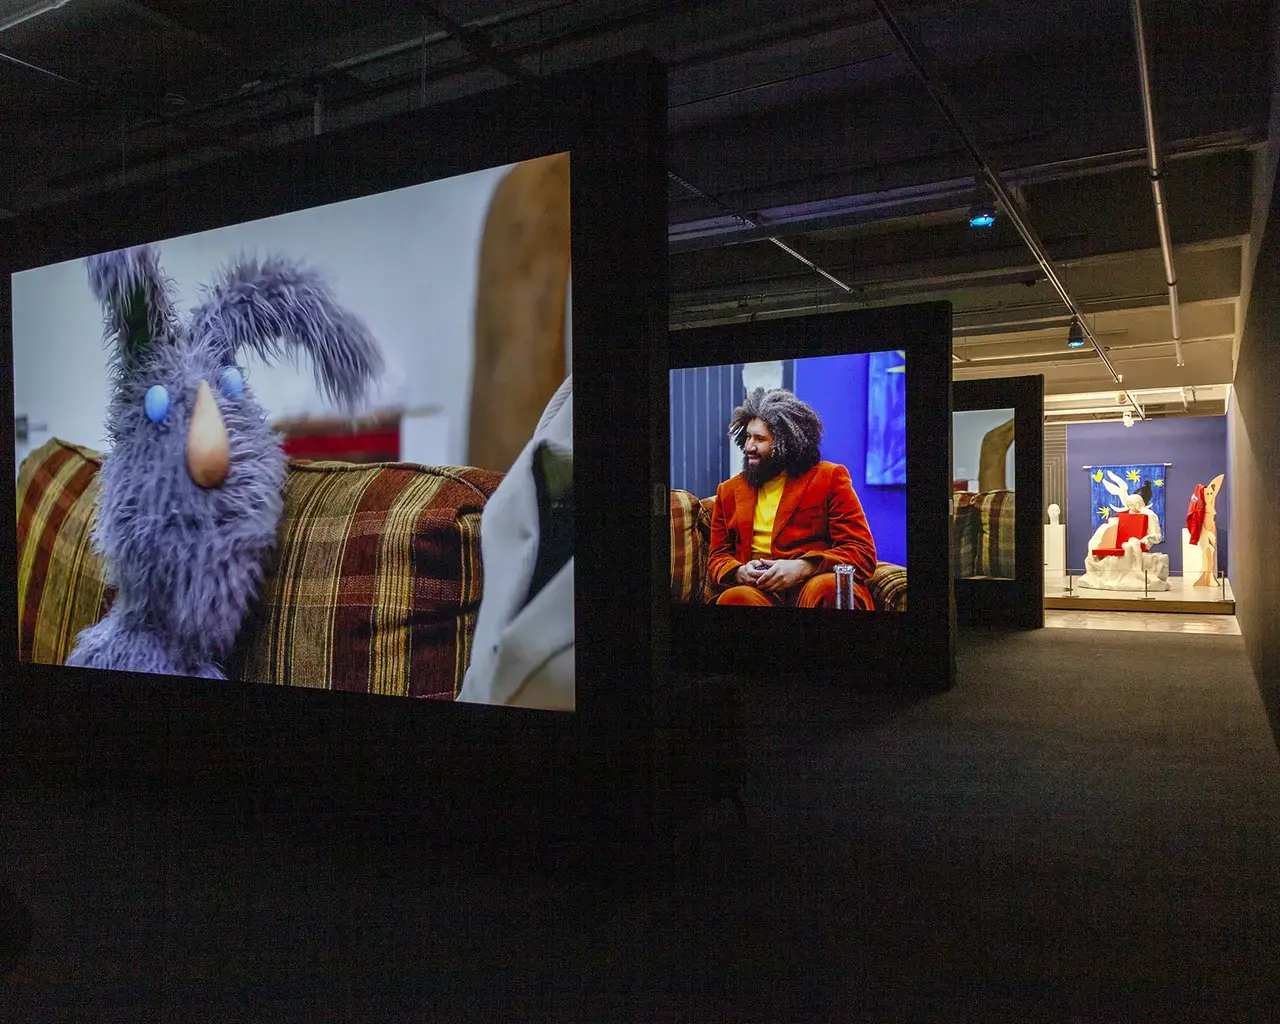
[887,351,906,374]
[1092,470,1103,482]
[1097,506,1110,519]
[1126,469,1140,482]
[1154,479,1164,487]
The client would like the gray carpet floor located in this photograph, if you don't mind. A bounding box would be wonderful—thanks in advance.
[2,627,1278,1022]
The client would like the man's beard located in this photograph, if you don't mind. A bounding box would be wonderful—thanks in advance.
[743,451,785,489]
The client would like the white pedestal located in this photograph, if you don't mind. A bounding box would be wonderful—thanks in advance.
[1183,527,1218,584]
[1182,528,1201,578]
[1044,524,1066,576]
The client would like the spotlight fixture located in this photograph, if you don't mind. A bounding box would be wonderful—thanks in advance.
[968,204,996,229]
[1067,318,1085,349]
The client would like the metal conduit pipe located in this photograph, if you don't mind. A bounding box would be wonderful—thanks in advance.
[869,0,1147,420]
[668,172,857,295]
[1130,0,1185,366]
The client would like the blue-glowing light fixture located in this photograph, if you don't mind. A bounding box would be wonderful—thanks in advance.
[968,204,996,228]
[1067,318,1086,349]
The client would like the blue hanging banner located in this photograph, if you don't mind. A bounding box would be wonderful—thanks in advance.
[1086,464,1168,543]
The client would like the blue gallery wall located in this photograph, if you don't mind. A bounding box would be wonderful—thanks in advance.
[670,353,907,568]
[795,353,907,567]
[1065,416,1230,575]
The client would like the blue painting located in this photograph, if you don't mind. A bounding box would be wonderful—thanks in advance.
[1088,463,1167,543]
[866,349,906,485]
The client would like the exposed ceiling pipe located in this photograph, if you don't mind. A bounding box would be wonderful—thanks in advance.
[869,0,1146,421]
[1130,0,1185,367]
[668,172,857,294]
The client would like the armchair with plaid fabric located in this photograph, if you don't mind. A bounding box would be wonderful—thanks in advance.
[668,489,907,611]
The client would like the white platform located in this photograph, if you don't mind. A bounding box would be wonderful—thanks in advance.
[1045,573,1234,614]
[1181,527,1221,581]
[1043,524,1066,577]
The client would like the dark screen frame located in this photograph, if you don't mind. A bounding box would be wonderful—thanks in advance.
[0,55,669,838]
[667,303,956,693]
[952,374,1045,629]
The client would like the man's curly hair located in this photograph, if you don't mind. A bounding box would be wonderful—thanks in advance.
[728,387,824,475]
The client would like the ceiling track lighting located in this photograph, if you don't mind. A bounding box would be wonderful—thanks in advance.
[968,202,996,229]
[1066,318,1086,349]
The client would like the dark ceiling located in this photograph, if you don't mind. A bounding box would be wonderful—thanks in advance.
[2,0,1276,412]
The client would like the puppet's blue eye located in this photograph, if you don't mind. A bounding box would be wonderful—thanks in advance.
[219,366,245,398]
[144,385,170,423]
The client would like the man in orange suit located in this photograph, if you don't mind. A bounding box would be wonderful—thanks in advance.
[708,387,878,609]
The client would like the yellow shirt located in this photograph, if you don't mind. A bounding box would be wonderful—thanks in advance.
[751,472,787,558]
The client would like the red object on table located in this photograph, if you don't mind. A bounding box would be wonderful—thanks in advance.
[281,428,401,463]
[1091,510,1150,558]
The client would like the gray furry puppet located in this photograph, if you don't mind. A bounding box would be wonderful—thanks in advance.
[65,244,384,679]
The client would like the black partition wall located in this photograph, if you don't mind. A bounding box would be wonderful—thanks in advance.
[952,375,1045,629]
[667,302,956,693]
[1,54,670,843]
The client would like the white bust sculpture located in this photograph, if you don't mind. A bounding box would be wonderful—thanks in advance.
[1047,503,1061,526]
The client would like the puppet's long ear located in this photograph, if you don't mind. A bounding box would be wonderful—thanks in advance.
[191,255,384,409]
[85,245,178,368]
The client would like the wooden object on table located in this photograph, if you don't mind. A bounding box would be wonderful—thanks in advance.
[977,417,1015,492]
[468,152,572,474]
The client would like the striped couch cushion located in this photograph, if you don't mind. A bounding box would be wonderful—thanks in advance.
[951,493,982,579]
[15,438,502,699]
[974,489,1016,579]
[669,489,707,604]
[868,561,908,612]
[16,440,113,666]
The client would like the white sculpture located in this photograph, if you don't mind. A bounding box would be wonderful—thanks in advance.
[1076,470,1170,592]
[1047,503,1061,526]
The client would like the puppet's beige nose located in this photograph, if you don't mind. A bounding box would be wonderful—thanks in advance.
[186,380,230,488]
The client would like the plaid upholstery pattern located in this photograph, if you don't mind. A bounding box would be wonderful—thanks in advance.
[232,459,502,698]
[667,488,908,610]
[15,438,502,699]
[669,489,707,605]
[16,440,113,666]
[951,492,982,579]
[868,562,908,612]
[974,489,1016,579]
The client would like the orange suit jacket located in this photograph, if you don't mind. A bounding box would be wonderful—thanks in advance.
[707,461,878,606]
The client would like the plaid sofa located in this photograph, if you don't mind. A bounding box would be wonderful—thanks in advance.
[951,490,1016,579]
[16,438,502,699]
[669,489,908,611]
